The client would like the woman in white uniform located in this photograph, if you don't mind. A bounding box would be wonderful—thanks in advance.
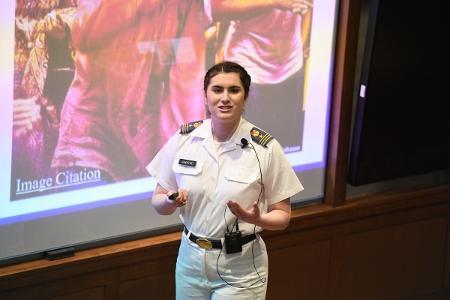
[146,61,303,299]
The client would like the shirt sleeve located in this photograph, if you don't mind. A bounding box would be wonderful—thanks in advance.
[145,133,179,192]
[263,140,304,205]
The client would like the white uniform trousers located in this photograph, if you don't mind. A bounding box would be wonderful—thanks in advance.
[176,232,268,299]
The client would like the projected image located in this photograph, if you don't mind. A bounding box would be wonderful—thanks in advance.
[1,0,337,265]
[208,2,313,151]
[12,0,78,199]
[10,0,315,201]
[11,0,209,199]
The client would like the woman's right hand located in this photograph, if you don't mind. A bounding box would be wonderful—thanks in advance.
[167,189,189,207]
[152,184,189,215]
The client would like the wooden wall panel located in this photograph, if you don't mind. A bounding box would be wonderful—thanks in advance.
[119,255,176,282]
[331,217,447,300]
[118,256,176,300]
[445,215,450,289]
[49,287,105,300]
[267,240,330,300]
[400,290,450,300]
[0,270,112,300]
[118,273,174,300]
[1,187,449,299]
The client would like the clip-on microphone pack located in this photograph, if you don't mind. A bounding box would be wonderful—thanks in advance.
[224,220,242,254]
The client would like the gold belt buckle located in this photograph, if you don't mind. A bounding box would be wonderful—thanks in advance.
[196,238,213,249]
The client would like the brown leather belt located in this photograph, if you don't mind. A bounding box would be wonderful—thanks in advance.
[183,226,256,250]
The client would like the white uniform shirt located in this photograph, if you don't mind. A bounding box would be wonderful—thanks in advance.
[146,118,303,238]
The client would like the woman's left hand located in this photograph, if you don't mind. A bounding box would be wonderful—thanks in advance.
[227,199,292,231]
[227,200,261,225]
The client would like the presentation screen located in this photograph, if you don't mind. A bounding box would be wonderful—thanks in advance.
[0,0,338,266]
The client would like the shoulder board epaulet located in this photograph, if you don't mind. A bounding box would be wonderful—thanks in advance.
[180,120,203,134]
[250,127,273,147]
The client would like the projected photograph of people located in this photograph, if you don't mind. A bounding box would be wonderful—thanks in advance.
[1,0,336,265]
[207,1,313,151]
[12,0,78,199]
[10,0,315,201]
[12,0,209,199]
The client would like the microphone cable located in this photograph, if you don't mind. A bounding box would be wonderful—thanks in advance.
[216,141,266,289]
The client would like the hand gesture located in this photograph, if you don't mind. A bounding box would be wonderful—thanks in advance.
[227,200,261,225]
[167,189,189,207]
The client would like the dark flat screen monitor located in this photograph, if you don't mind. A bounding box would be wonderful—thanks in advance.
[348,0,450,185]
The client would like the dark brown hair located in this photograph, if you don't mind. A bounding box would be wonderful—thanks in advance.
[203,61,251,99]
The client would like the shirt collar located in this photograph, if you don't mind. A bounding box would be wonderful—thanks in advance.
[191,118,253,148]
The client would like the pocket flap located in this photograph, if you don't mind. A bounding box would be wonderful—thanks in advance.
[225,168,258,184]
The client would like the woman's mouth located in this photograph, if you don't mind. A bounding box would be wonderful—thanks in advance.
[218,105,232,112]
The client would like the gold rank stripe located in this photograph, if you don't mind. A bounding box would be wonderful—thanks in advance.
[180,120,203,134]
[183,123,191,134]
[260,133,272,146]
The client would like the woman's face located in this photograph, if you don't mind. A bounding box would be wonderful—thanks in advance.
[205,72,246,125]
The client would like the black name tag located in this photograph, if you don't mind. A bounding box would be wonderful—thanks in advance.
[179,159,197,167]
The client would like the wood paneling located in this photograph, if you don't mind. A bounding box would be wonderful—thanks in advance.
[331,217,447,300]
[445,215,450,290]
[119,273,174,300]
[118,255,176,299]
[267,240,330,300]
[1,186,449,300]
[324,0,360,207]
[0,270,112,300]
[49,287,105,300]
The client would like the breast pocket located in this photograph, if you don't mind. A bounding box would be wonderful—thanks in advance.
[224,167,261,204]
[172,157,203,186]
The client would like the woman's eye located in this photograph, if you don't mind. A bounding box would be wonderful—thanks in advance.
[212,88,222,93]
[229,88,241,94]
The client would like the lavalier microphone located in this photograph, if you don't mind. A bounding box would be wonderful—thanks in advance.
[240,138,249,149]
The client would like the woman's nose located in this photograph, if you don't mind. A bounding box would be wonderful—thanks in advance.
[220,91,230,101]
